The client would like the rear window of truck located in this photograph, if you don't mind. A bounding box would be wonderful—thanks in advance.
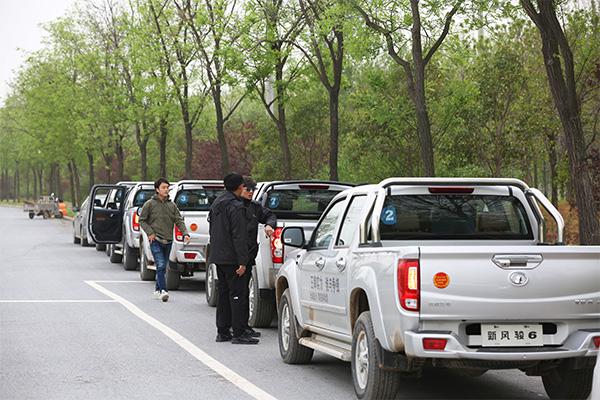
[133,190,154,208]
[175,189,226,211]
[265,189,341,219]
[380,195,533,240]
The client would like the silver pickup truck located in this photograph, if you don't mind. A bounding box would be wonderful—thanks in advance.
[277,178,600,400]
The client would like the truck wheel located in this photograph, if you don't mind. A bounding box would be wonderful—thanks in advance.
[29,212,34,219]
[109,245,123,263]
[249,268,276,328]
[123,243,138,271]
[352,311,399,400]
[166,267,181,290]
[542,365,593,399]
[205,263,218,307]
[96,244,106,252]
[81,236,89,247]
[278,288,313,364]
[139,249,155,281]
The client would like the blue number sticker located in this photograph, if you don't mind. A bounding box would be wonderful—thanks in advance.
[179,194,188,205]
[269,196,280,209]
[381,206,397,225]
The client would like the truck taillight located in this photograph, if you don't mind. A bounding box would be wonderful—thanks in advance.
[398,259,420,311]
[593,336,600,349]
[174,225,184,242]
[132,213,140,231]
[271,227,284,263]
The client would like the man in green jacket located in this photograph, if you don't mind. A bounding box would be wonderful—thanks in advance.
[139,177,190,302]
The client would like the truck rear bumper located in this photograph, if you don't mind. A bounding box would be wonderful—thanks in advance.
[404,329,599,361]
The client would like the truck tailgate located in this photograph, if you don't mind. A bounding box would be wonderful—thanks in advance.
[419,245,600,321]
[181,211,210,245]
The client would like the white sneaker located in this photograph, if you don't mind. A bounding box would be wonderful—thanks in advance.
[153,290,160,298]
[159,290,169,302]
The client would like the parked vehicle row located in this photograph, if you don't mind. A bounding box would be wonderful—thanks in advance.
[72,177,599,400]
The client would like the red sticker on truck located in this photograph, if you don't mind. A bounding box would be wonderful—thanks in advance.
[433,272,450,289]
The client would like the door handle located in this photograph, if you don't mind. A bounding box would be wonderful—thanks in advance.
[315,257,325,270]
[492,254,543,269]
[336,257,346,271]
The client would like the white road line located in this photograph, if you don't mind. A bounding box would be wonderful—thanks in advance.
[91,280,152,283]
[85,280,278,400]
[0,300,117,303]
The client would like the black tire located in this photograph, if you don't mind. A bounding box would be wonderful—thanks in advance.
[29,212,34,219]
[81,236,89,247]
[139,248,156,281]
[278,289,313,364]
[166,266,181,290]
[542,365,593,399]
[109,244,123,263]
[73,233,80,244]
[42,212,48,219]
[248,267,276,328]
[123,243,138,271]
[351,311,399,400]
[96,244,106,252]
[205,263,218,307]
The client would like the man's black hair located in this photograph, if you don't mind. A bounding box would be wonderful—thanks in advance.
[154,177,170,189]
[224,172,244,191]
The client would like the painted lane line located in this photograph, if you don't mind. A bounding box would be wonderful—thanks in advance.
[84,280,278,400]
[0,300,117,303]
[91,280,152,283]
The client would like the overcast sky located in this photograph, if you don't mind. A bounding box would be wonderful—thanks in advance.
[0,0,78,105]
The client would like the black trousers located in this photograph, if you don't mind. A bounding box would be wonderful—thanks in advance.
[216,264,248,337]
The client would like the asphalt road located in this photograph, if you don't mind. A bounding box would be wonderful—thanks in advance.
[0,206,550,399]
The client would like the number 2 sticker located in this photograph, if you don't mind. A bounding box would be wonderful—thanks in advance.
[381,206,397,225]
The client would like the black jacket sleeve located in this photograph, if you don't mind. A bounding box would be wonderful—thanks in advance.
[228,202,249,266]
[256,202,277,229]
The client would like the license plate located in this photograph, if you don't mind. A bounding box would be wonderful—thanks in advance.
[481,324,543,347]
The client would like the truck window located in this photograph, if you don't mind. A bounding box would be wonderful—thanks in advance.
[175,189,226,211]
[380,195,533,240]
[133,190,154,208]
[336,195,367,247]
[311,200,346,248]
[265,189,341,220]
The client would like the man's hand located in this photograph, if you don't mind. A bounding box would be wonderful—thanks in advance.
[236,265,246,277]
[148,234,156,243]
[183,235,191,244]
[264,225,274,238]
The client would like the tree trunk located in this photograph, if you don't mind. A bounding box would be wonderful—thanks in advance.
[328,90,340,181]
[521,0,600,244]
[159,118,168,178]
[32,168,38,199]
[87,151,95,189]
[71,159,81,207]
[37,168,43,196]
[56,164,63,200]
[275,63,292,179]
[115,131,125,182]
[14,161,20,201]
[546,132,559,207]
[213,85,230,176]
[68,161,76,207]
[135,122,149,181]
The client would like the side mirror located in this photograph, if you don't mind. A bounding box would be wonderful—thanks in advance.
[282,227,305,248]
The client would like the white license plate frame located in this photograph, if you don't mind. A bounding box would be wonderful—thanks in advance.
[481,324,543,347]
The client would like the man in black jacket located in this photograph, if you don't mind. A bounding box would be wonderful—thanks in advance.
[240,177,277,337]
[208,173,257,345]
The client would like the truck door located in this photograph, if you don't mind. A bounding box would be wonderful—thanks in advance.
[87,185,127,244]
[323,194,369,334]
[297,198,347,328]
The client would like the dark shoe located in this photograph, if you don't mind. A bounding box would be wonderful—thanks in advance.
[245,328,261,338]
[231,335,259,345]
[215,333,233,342]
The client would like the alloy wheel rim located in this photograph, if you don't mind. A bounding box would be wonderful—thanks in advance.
[355,330,369,390]
[281,302,290,352]
[248,276,255,320]
[207,265,214,297]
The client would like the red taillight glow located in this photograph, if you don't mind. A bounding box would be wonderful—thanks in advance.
[184,252,196,260]
[271,227,284,263]
[423,338,447,351]
[397,259,420,311]
[428,187,474,194]
[174,225,184,242]
[593,336,600,349]
[132,213,140,231]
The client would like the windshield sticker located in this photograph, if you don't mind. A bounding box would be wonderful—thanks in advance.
[179,194,188,205]
[269,196,280,209]
[381,205,397,225]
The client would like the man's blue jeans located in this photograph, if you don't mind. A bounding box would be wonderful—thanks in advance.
[150,241,172,292]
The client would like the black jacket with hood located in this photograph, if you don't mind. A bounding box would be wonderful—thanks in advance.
[208,191,249,266]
